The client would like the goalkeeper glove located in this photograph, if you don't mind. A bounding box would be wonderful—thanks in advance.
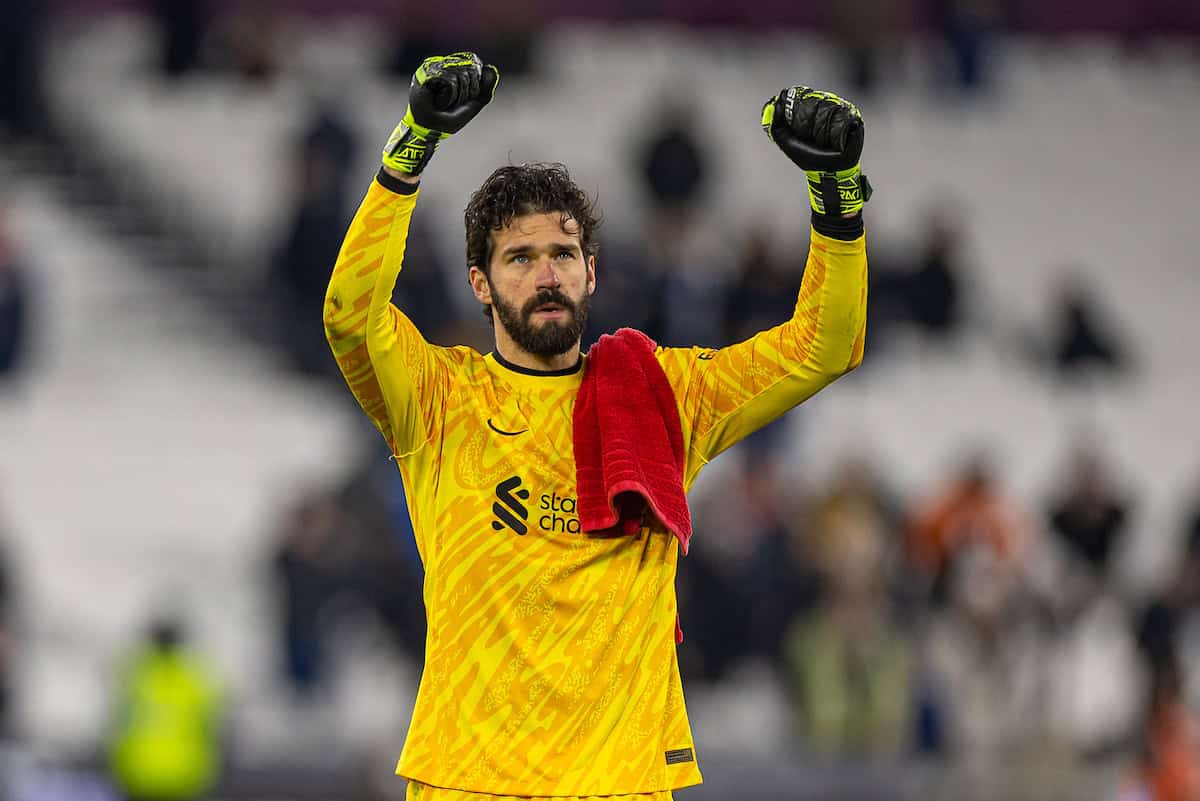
[761,87,872,217]
[382,52,500,176]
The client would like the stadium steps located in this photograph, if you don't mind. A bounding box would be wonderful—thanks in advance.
[0,159,392,760]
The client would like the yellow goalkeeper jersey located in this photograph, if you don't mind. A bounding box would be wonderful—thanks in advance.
[324,175,867,796]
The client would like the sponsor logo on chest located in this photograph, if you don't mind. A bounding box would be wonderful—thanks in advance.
[491,475,581,536]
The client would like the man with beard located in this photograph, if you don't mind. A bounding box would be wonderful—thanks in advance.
[324,52,870,800]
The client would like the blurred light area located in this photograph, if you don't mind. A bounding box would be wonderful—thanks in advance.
[1,3,1199,801]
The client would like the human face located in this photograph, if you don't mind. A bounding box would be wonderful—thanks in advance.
[469,212,596,363]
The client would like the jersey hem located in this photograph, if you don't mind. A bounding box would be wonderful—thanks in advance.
[396,767,704,797]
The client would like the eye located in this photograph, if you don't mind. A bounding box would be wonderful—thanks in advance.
[512,254,529,264]
[555,250,575,260]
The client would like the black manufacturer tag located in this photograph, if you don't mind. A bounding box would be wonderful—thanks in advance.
[664,748,694,765]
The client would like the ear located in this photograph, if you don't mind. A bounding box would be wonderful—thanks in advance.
[468,265,492,307]
[586,255,596,296]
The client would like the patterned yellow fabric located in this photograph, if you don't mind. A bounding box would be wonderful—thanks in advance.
[324,177,868,796]
[406,779,673,801]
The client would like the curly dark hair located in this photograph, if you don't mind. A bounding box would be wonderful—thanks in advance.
[464,163,601,279]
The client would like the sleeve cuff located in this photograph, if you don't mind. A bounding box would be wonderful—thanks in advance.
[811,211,864,241]
[376,166,420,195]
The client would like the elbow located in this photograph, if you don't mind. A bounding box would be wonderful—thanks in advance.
[323,286,348,341]
[820,325,867,381]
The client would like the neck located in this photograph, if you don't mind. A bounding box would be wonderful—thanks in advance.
[493,328,582,373]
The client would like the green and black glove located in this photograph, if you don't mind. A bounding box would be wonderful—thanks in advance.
[761,87,872,217]
[381,52,500,176]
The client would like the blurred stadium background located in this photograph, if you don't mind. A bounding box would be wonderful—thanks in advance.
[1,1,1199,799]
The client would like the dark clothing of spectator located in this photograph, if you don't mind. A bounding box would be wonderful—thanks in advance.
[675,547,748,682]
[743,528,822,658]
[271,111,358,375]
[1053,295,1128,376]
[723,235,796,345]
[0,0,45,139]
[640,120,707,212]
[273,191,349,375]
[907,248,961,338]
[931,0,999,92]
[389,213,453,345]
[152,0,207,78]
[583,240,666,348]
[1137,599,1180,675]
[1049,496,1128,575]
[274,542,333,692]
[0,262,27,379]
[0,539,10,736]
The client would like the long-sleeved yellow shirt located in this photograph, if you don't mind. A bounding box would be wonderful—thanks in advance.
[324,174,867,797]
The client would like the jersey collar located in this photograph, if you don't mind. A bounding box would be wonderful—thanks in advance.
[492,349,583,377]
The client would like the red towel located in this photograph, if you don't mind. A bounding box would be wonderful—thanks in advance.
[574,328,692,643]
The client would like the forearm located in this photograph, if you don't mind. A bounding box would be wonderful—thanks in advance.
[672,213,867,468]
[323,173,421,448]
[324,172,419,346]
[790,212,868,377]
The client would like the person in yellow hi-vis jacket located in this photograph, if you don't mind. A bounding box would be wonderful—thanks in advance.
[325,51,870,801]
[108,618,223,801]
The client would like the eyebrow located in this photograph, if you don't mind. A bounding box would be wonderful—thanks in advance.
[500,241,581,259]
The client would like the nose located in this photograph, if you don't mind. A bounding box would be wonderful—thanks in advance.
[534,257,560,289]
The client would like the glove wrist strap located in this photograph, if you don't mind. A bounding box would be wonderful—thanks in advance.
[805,166,871,217]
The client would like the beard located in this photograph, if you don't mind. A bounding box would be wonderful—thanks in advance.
[491,284,590,358]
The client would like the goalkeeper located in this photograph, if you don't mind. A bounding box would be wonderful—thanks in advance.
[325,51,869,800]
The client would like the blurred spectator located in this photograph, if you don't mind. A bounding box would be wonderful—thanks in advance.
[906,455,1029,603]
[222,3,281,84]
[150,0,209,78]
[676,543,747,682]
[1116,661,1200,801]
[832,0,900,95]
[783,484,913,759]
[633,214,729,349]
[1041,542,1144,761]
[272,491,343,695]
[930,0,1002,93]
[391,210,455,346]
[0,206,31,384]
[385,2,539,80]
[739,455,820,659]
[107,618,223,801]
[923,541,1045,763]
[638,99,709,216]
[1135,519,1200,700]
[814,455,916,614]
[1044,278,1132,381]
[680,454,797,679]
[866,209,968,352]
[270,108,358,376]
[583,236,666,346]
[0,520,12,740]
[723,226,797,345]
[907,212,965,343]
[1047,445,1131,579]
[0,0,46,141]
[335,449,428,661]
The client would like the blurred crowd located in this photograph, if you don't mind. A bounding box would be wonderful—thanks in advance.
[1,3,1198,801]
[252,439,1200,800]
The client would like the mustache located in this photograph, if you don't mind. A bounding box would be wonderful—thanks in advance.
[521,289,577,318]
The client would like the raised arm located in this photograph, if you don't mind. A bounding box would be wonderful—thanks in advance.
[324,175,432,454]
[323,51,499,455]
[662,86,871,480]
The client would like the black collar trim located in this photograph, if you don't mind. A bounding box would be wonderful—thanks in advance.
[493,350,583,377]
